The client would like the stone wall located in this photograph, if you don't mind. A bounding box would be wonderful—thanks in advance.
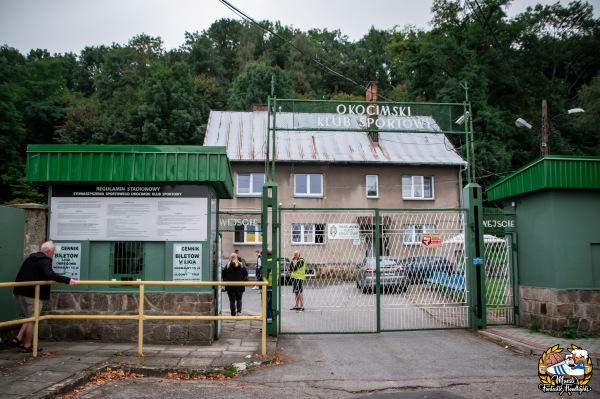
[9,203,48,258]
[40,292,215,345]
[519,287,600,335]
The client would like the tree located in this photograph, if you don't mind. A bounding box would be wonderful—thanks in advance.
[227,63,293,110]
[206,19,244,82]
[181,31,224,78]
[139,62,207,144]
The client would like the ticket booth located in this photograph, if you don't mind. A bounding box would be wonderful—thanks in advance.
[26,144,233,344]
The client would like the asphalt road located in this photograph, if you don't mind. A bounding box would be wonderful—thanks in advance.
[67,326,600,398]
[66,288,597,398]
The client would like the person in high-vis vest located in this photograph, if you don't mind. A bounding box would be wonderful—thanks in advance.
[290,250,306,312]
[265,248,278,324]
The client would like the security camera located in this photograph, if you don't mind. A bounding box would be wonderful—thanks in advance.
[515,118,532,129]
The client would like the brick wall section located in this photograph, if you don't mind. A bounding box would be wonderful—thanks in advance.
[40,292,215,345]
[519,287,600,335]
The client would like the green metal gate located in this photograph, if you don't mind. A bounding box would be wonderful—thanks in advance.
[278,208,473,333]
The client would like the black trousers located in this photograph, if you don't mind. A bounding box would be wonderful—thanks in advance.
[226,291,243,316]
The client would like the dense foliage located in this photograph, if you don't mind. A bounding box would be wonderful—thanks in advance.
[1,0,598,204]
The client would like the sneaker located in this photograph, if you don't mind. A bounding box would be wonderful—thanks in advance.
[290,307,298,310]
[237,311,242,315]
[252,286,259,290]
[296,307,305,312]
[547,360,585,377]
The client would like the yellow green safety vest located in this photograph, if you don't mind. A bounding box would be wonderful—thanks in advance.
[291,258,306,280]
[266,258,280,287]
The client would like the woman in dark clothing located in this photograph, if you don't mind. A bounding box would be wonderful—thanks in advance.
[222,253,248,316]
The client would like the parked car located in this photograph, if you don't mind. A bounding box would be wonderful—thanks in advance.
[402,256,453,283]
[356,256,408,294]
[280,257,316,285]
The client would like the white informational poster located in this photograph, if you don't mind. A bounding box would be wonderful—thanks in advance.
[53,243,81,279]
[49,185,208,241]
[328,223,360,240]
[172,243,202,281]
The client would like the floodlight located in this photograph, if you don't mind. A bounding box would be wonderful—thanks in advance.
[455,111,470,125]
[567,108,585,114]
[515,118,532,129]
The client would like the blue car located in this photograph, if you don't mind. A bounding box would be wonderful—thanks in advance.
[402,256,453,283]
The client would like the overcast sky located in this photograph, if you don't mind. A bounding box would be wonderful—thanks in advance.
[1,0,598,55]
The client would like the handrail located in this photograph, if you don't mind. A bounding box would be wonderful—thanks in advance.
[0,280,268,358]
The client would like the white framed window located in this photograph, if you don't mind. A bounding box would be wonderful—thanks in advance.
[366,175,379,198]
[402,175,434,199]
[237,173,265,196]
[403,224,436,244]
[234,223,262,244]
[294,174,323,197]
[292,223,326,244]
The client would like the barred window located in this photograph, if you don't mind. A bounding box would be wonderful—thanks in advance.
[112,242,144,281]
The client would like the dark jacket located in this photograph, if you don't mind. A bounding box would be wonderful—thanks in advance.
[13,252,71,300]
[222,262,248,293]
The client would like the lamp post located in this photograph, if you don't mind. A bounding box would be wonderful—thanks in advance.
[515,100,585,156]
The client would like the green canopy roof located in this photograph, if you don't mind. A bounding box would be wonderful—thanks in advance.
[486,155,600,201]
[27,145,234,199]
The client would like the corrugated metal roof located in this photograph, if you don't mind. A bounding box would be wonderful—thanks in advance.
[26,144,234,199]
[486,155,600,201]
[204,111,466,165]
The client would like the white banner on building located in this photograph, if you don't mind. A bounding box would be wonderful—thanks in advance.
[328,223,360,240]
[53,243,81,280]
[172,243,202,281]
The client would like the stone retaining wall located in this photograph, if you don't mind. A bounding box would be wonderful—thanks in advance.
[519,287,600,335]
[40,292,215,345]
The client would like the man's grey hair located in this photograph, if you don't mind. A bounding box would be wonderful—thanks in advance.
[41,241,55,252]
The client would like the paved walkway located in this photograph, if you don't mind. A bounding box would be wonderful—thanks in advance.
[479,325,600,356]
[0,321,597,398]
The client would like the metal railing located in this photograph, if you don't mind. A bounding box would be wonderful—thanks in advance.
[0,280,268,358]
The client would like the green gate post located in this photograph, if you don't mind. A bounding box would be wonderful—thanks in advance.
[464,183,487,330]
[262,181,278,336]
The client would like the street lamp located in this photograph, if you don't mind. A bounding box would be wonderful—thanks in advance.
[515,99,585,156]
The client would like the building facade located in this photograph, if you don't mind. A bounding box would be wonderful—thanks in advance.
[204,97,467,268]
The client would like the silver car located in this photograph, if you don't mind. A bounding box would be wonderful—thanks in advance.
[356,257,408,294]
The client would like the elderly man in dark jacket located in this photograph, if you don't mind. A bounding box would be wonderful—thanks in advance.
[12,241,77,353]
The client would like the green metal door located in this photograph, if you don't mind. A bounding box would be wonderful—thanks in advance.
[0,206,25,322]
